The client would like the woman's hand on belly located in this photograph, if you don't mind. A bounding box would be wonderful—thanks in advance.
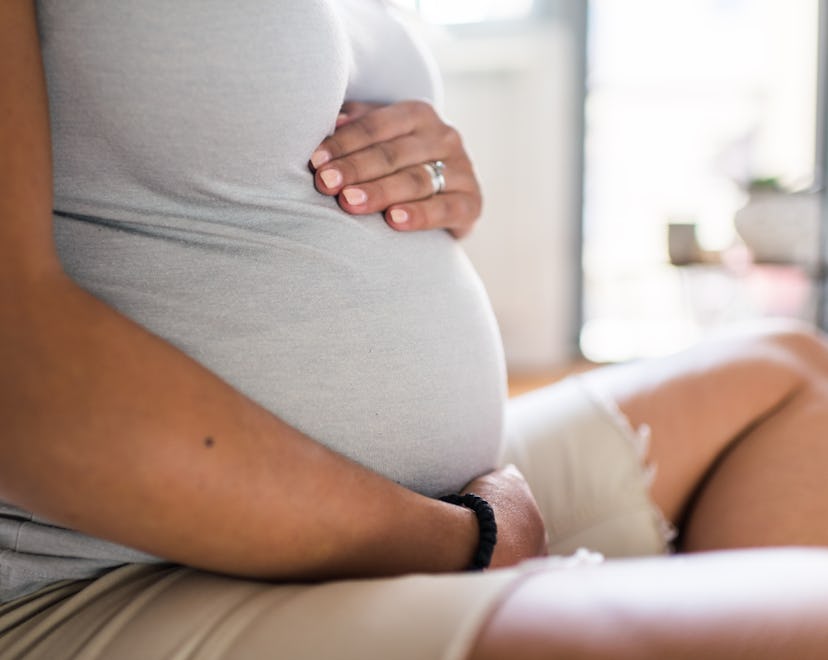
[462,465,549,569]
[309,100,482,238]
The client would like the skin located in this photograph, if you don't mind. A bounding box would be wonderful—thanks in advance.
[471,547,828,660]
[6,2,828,657]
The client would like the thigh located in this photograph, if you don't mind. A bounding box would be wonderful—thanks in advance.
[681,380,828,549]
[470,547,828,660]
[579,321,813,524]
[0,564,520,660]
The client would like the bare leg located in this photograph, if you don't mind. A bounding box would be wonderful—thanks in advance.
[581,320,828,548]
[470,322,828,659]
[470,547,828,660]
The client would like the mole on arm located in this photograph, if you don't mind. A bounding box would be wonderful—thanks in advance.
[203,436,216,448]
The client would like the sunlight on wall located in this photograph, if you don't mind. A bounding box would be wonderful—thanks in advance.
[421,9,582,370]
[418,0,533,24]
[394,0,534,24]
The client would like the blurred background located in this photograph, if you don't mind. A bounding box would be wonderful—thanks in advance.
[395,0,826,385]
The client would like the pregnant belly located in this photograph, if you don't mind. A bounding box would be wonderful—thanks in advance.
[54,209,507,496]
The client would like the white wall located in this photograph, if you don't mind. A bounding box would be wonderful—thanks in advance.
[426,22,582,371]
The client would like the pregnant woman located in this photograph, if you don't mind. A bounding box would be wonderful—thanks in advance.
[2,1,828,658]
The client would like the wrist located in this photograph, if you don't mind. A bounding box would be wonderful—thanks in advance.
[439,493,498,570]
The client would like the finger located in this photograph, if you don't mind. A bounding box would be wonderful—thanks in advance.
[311,100,440,167]
[311,102,387,169]
[314,134,435,194]
[385,191,482,239]
[335,161,476,216]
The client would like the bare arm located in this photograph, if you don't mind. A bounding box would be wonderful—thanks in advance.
[0,0,480,581]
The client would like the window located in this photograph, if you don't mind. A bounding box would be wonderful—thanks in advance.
[581,0,820,362]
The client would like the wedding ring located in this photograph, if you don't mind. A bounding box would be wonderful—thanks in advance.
[423,160,446,195]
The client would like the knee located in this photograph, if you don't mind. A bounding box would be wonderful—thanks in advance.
[742,320,828,377]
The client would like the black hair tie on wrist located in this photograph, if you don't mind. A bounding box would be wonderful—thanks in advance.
[439,493,497,571]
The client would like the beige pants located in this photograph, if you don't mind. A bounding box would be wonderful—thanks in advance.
[0,378,670,660]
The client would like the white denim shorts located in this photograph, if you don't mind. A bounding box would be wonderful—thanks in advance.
[0,377,670,660]
[502,375,675,557]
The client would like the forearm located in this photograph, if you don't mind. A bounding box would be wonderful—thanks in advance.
[1,275,478,579]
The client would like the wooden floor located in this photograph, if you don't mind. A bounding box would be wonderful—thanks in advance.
[507,360,596,397]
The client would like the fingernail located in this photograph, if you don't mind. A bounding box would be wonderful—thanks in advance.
[342,187,368,205]
[389,209,409,224]
[335,112,349,126]
[320,169,342,189]
[311,149,332,169]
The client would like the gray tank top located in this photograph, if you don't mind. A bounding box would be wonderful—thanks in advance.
[1,0,506,602]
